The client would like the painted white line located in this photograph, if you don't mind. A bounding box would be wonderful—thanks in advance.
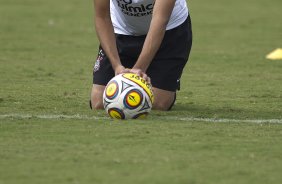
[0,114,282,124]
[165,117,282,124]
[0,114,108,120]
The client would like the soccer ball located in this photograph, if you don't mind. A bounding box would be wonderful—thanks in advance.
[103,73,154,119]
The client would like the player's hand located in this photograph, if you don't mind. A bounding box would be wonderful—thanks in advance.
[114,65,126,75]
[127,68,151,84]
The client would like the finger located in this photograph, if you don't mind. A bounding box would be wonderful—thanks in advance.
[141,73,148,80]
[135,69,142,76]
[147,76,151,84]
[140,73,151,84]
[122,68,131,73]
[129,69,140,76]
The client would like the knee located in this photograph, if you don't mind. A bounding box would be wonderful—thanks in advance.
[90,99,104,110]
[152,90,176,111]
[90,84,106,110]
[153,99,175,111]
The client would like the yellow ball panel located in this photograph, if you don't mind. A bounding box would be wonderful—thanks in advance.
[126,91,142,107]
[108,109,124,119]
[106,82,118,98]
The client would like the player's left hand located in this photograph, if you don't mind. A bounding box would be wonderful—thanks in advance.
[122,68,151,84]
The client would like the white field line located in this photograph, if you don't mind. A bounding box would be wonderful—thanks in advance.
[0,114,108,120]
[167,117,282,124]
[0,113,282,124]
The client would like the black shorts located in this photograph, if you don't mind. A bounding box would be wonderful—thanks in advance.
[93,15,192,92]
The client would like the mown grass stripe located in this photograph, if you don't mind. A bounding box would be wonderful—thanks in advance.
[1,114,282,124]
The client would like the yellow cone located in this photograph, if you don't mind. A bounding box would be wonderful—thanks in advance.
[266,48,282,60]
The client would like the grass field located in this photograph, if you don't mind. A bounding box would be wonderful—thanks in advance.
[1,0,282,183]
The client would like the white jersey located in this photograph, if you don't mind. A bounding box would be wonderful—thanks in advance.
[110,0,189,36]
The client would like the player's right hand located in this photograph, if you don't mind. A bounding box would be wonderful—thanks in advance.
[114,65,126,75]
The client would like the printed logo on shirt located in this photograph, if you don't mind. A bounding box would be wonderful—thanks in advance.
[116,0,155,17]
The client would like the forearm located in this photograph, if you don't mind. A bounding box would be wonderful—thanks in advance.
[93,0,122,72]
[133,18,167,72]
[95,17,121,71]
[133,0,176,72]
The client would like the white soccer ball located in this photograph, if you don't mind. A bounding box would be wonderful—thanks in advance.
[103,73,154,119]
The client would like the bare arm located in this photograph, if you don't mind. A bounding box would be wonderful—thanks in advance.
[93,0,124,74]
[133,0,176,72]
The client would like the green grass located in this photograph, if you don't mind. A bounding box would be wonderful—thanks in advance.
[1,0,282,184]
[1,120,282,184]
